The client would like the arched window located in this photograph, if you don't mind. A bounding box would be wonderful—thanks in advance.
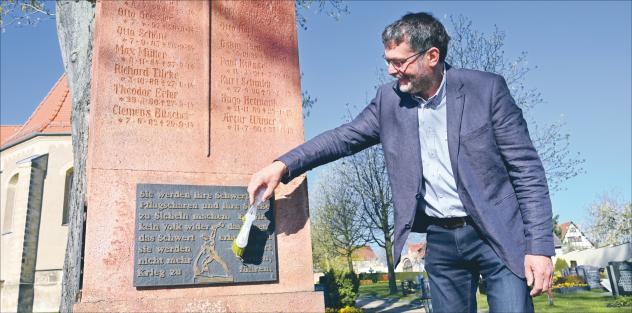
[62,168,73,225]
[403,258,413,272]
[2,174,19,234]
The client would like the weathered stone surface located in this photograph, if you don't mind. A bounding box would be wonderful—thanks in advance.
[76,1,321,311]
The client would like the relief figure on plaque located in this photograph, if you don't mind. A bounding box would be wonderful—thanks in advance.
[193,222,233,283]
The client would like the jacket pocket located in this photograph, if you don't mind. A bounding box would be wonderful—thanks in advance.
[461,122,491,142]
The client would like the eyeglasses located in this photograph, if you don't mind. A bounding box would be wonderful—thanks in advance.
[384,48,430,71]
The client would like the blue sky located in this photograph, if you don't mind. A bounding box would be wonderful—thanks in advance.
[1,1,630,226]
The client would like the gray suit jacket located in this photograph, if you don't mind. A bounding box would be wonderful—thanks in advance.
[278,65,554,277]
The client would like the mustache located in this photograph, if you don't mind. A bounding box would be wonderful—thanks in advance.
[393,73,415,80]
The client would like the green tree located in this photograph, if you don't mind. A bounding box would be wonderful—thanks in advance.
[554,257,569,273]
[552,214,562,237]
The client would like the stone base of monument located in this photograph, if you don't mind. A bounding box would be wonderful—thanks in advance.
[74,291,324,312]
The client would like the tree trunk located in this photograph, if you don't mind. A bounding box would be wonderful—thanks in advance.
[346,254,354,274]
[384,236,397,294]
[56,1,96,312]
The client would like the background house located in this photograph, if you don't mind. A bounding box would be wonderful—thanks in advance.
[558,221,595,252]
[1,75,72,312]
[352,246,387,274]
[395,243,426,273]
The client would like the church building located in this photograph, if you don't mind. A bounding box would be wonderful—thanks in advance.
[1,75,72,312]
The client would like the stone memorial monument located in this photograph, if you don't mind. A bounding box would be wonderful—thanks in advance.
[607,261,632,296]
[576,265,601,290]
[75,1,323,311]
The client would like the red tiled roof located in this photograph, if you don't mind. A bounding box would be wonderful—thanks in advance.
[408,243,426,258]
[0,126,21,146]
[558,222,571,241]
[353,246,377,261]
[1,75,71,148]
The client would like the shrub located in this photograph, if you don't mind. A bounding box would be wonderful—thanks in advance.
[554,258,569,273]
[607,296,632,307]
[339,305,364,313]
[552,274,587,288]
[358,272,381,283]
[322,269,360,310]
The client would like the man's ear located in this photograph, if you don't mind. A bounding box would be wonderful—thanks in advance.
[427,47,441,67]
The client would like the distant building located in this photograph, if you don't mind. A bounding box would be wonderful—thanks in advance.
[1,75,72,312]
[396,243,426,273]
[352,246,387,273]
[558,221,595,252]
[554,233,564,256]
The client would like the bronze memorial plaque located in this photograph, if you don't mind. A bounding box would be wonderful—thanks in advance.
[134,184,277,287]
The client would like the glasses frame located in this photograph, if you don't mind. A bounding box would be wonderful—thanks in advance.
[384,47,430,71]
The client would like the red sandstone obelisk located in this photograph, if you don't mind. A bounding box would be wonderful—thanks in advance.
[76,1,323,311]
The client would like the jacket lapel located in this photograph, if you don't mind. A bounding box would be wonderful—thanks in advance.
[395,88,424,193]
[446,66,464,182]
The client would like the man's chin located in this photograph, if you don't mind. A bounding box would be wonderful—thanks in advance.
[398,82,413,93]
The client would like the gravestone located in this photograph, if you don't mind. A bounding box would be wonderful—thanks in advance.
[75,1,323,312]
[576,265,601,290]
[607,261,632,296]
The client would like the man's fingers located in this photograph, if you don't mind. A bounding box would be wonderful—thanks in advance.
[262,185,275,202]
[247,176,263,205]
[247,161,286,205]
[525,266,534,287]
[530,270,544,296]
[542,265,553,293]
[542,269,552,293]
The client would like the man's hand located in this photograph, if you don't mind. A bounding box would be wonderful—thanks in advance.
[247,161,288,205]
[524,254,553,296]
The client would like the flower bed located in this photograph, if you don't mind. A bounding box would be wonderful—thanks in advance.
[553,285,590,294]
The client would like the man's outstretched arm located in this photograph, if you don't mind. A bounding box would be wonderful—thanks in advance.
[246,85,386,204]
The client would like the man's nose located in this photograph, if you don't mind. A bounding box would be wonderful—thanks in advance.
[387,63,399,76]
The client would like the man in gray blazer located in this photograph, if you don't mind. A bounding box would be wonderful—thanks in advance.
[248,12,554,312]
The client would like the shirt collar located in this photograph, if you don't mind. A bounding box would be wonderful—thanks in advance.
[413,65,447,108]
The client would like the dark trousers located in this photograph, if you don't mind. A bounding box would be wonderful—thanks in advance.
[425,223,534,313]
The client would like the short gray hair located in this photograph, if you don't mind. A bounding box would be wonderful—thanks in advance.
[382,12,450,63]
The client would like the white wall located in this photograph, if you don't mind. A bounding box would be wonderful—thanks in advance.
[556,242,632,268]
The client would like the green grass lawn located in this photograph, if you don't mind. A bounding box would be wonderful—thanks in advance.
[477,290,630,313]
[360,283,630,312]
[359,281,417,302]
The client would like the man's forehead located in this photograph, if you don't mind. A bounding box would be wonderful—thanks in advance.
[384,40,413,54]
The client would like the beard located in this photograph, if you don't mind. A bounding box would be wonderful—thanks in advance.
[397,73,433,96]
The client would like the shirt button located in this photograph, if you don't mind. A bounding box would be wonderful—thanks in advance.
[415,193,423,200]
[405,223,411,230]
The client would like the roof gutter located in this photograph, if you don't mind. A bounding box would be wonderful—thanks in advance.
[0,132,71,152]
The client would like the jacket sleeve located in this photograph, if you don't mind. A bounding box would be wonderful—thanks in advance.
[490,75,555,256]
[276,87,383,184]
